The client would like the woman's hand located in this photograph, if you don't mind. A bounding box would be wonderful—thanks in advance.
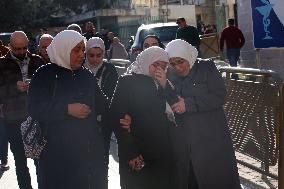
[171,97,186,114]
[120,114,131,132]
[128,155,144,171]
[154,67,167,88]
[68,103,91,119]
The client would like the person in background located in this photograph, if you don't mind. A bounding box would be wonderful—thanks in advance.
[99,27,111,50]
[127,36,134,52]
[83,21,99,40]
[85,37,119,188]
[110,46,175,189]
[0,31,44,189]
[107,32,114,43]
[141,35,165,50]
[164,39,241,189]
[220,18,245,79]
[38,34,53,64]
[204,25,214,34]
[126,35,164,74]
[176,17,200,51]
[67,23,82,34]
[108,37,128,60]
[197,20,204,35]
[35,28,48,46]
[28,30,107,189]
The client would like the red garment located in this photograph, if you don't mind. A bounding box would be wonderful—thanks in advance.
[220,26,245,50]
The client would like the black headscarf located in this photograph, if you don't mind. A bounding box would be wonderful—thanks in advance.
[141,35,165,50]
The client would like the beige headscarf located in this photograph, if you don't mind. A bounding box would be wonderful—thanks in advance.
[47,30,85,70]
[165,39,198,67]
[129,46,169,75]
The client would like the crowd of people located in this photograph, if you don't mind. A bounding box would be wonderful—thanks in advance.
[0,17,245,189]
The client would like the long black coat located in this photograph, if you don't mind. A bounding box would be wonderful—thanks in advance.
[110,74,174,189]
[28,63,107,189]
[165,59,241,189]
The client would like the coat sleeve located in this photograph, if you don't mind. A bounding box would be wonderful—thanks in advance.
[109,76,140,161]
[162,80,179,106]
[183,61,227,113]
[28,66,68,122]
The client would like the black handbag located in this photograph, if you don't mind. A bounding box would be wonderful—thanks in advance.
[21,116,47,159]
[21,71,58,159]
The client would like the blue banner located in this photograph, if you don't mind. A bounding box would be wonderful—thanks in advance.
[251,0,284,48]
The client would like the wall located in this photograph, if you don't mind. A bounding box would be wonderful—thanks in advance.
[226,0,235,19]
[155,5,196,25]
[196,5,216,25]
[131,0,158,8]
[238,0,284,79]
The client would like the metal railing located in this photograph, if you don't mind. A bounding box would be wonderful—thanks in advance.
[219,66,284,189]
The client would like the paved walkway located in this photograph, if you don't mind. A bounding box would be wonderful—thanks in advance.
[0,140,278,189]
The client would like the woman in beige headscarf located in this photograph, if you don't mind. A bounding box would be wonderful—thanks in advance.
[110,46,176,189]
[28,30,107,189]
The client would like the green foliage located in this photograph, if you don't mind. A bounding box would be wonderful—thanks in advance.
[0,0,107,32]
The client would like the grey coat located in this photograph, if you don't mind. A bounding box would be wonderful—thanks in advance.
[165,59,241,189]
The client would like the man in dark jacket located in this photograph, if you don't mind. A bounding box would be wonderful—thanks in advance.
[83,21,100,40]
[0,31,44,189]
[176,17,201,51]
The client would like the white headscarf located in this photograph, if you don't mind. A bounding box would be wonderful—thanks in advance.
[47,30,85,70]
[129,46,169,76]
[86,37,105,53]
[85,37,105,74]
[165,39,198,67]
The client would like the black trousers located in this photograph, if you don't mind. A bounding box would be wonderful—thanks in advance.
[5,120,33,189]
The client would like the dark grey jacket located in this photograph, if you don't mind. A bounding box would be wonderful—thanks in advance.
[165,59,241,189]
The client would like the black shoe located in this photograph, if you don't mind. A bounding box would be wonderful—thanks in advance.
[0,163,9,171]
[0,159,9,171]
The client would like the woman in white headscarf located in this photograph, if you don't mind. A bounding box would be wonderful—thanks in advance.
[163,39,241,189]
[110,46,175,189]
[85,37,118,99]
[28,30,107,189]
